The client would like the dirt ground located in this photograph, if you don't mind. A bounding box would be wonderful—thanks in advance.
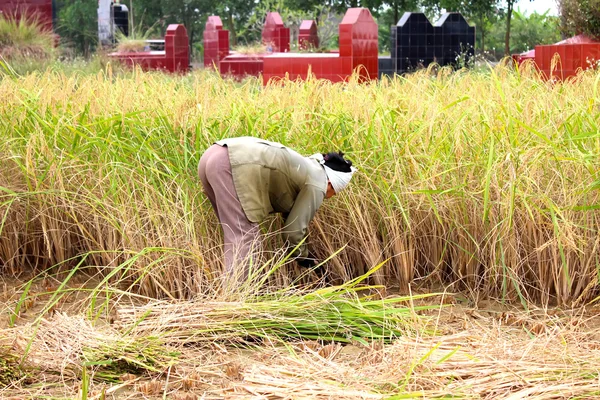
[2,273,600,399]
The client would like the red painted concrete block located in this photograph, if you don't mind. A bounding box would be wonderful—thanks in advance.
[299,20,319,50]
[262,12,290,53]
[513,49,535,65]
[220,54,264,77]
[583,44,600,67]
[204,11,293,79]
[109,24,189,73]
[535,41,600,80]
[0,0,53,30]
[206,8,378,83]
[203,16,230,69]
[263,8,378,85]
[514,35,600,80]
[165,24,189,72]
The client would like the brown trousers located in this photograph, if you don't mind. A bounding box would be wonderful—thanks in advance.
[198,144,260,284]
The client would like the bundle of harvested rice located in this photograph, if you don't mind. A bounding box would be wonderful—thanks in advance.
[116,287,437,345]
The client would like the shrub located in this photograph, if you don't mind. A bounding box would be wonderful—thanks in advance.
[559,0,600,39]
[0,14,54,60]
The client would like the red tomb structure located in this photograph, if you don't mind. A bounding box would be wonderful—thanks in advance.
[0,0,53,30]
[204,12,291,78]
[262,12,290,53]
[109,24,189,73]
[203,16,229,69]
[512,48,535,65]
[536,35,600,80]
[263,8,378,84]
[513,35,600,80]
[298,20,319,50]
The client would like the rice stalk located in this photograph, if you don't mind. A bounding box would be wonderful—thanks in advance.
[0,64,599,305]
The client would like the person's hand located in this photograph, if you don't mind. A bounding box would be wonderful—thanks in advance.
[297,256,316,269]
[297,255,331,285]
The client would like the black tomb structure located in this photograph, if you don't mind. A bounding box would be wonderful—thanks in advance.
[379,12,475,77]
[113,3,129,36]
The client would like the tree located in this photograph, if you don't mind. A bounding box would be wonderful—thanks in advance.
[55,0,98,56]
[364,0,420,53]
[502,0,516,54]
[127,0,216,57]
[284,0,326,13]
[503,0,546,55]
[127,0,165,34]
[559,0,600,39]
[214,0,256,46]
[386,0,419,26]
[470,0,500,53]
[159,0,210,50]
[487,9,561,55]
[510,10,561,52]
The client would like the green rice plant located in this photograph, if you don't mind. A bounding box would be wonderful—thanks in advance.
[0,62,599,306]
[8,279,32,327]
[5,260,437,389]
[11,309,181,382]
[80,364,89,400]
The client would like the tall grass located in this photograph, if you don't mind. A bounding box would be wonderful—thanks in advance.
[0,13,54,59]
[0,62,599,304]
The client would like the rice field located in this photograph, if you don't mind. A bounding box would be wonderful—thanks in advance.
[1,60,600,398]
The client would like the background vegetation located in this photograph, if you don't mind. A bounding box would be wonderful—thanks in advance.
[48,0,566,61]
[559,0,600,40]
[0,14,55,60]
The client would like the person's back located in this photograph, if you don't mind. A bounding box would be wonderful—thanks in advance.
[217,137,327,222]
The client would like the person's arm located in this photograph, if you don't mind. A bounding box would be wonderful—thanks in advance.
[282,185,325,259]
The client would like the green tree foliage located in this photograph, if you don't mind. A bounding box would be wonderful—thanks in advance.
[510,10,561,51]
[55,0,98,55]
[234,0,301,46]
[215,0,257,46]
[94,0,215,58]
[385,0,420,26]
[469,0,501,53]
[559,0,600,39]
[487,9,561,55]
[158,1,210,51]
[51,0,562,62]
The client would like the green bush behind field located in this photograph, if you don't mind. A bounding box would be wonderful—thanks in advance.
[0,15,55,61]
[0,64,598,304]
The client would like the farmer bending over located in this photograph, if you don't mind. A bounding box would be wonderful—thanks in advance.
[198,136,356,284]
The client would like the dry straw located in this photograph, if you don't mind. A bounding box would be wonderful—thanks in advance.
[3,296,600,399]
[0,276,436,395]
